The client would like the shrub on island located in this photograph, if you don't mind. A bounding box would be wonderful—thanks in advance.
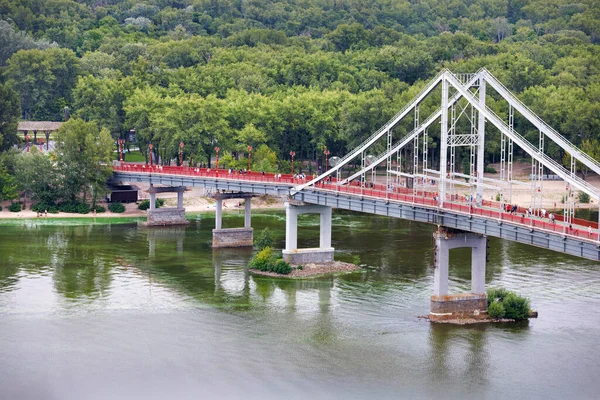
[249,246,292,275]
[487,287,530,320]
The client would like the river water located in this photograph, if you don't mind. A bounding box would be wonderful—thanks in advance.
[0,211,599,399]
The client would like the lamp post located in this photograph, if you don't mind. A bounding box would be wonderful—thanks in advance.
[215,146,220,170]
[179,142,184,166]
[323,147,330,171]
[25,134,30,152]
[149,143,153,166]
[290,151,296,174]
[247,145,252,172]
[118,139,125,161]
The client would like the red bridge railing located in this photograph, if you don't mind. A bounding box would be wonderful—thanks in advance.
[112,163,600,243]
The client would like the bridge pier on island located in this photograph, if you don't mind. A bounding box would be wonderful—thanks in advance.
[212,193,254,248]
[430,227,488,322]
[282,201,334,264]
[146,186,190,226]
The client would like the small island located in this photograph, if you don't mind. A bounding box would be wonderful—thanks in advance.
[248,228,360,278]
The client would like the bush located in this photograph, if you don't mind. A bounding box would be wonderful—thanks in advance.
[487,287,510,306]
[273,259,292,274]
[59,201,90,214]
[487,287,530,320]
[32,202,58,213]
[249,247,274,271]
[255,227,274,250]
[352,255,361,265]
[248,247,292,275]
[0,205,2,211]
[578,191,590,204]
[487,301,506,319]
[503,293,530,320]
[108,202,125,213]
[92,205,106,213]
[8,202,20,212]
[484,166,497,173]
[138,198,164,210]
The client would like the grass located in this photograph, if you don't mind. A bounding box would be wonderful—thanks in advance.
[118,150,146,162]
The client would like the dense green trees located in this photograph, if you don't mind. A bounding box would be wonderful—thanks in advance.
[0,0,598,186]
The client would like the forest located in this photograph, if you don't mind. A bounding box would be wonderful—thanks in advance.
[0,0,599,207]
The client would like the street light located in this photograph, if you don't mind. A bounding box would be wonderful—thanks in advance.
[149,143,153,166]
[215,146,220,170]
[179,142,184,166]
[118,139,125,162]
[247,145,252,172]
[323,147,330,170]
[290,150,296,174]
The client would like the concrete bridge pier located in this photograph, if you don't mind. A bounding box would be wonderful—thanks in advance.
[212,193,254,248]
[282,202,334,264]
[146,186,189,226]
[430,227,488,322]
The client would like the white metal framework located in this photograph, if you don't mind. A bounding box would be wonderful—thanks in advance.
[291,68,600,233]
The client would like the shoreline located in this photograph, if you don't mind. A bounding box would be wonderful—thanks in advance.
[250,261,361,278]
[0,193,286,220]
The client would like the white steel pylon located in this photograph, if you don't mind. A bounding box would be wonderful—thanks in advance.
[291,68,600,232]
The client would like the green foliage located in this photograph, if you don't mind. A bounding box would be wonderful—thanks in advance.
[248,247,292,275]
[352,255,361,265]
[0,83,20,151]
[255,227,274,250]
[487,301,506,319]
[54,119,113,206]
[487,287,530,320]
[93,205,106,213]
[8,202,21,212]
[249,247,274,271]
[272,259,292,275]
[487,287,510,305]
[59,201,90,214]
[503,293,531,320]
[108,202,125,213]
[1,0,600,184]
[578,192,590,204]
[484,166,497,173]
[138,198,164,210]
[31,202,58,214]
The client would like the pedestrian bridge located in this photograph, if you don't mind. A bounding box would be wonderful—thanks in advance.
[112,164,600,262]
[114,68,600,320]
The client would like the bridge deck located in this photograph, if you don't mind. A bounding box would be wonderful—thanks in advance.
[112,164,600,261]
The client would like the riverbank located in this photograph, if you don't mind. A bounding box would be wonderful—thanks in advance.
[250,261,360,278]
[0,190,286,220]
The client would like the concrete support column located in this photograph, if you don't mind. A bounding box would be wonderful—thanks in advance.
[433,234,449,296]
[149,192,156,211]
[177,190,184,208]
[285,202,298,251]
[215,199,222,230]
[319,206,332,249]
[244,198,251,228]
[471,238,487,294]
